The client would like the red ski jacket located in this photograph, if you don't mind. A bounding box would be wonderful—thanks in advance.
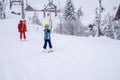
[18,23,27,32]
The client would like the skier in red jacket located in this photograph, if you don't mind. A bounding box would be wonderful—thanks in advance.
[18,20,27,41]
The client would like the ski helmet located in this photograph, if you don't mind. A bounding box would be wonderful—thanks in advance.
[45,24,49,28]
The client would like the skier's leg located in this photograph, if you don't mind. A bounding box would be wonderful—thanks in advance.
[20,32,22,40]
[48,40,52,48]
[43,40,47,49]
[23,32,26,40]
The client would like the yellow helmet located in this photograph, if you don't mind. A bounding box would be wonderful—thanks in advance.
[45,24,49,28]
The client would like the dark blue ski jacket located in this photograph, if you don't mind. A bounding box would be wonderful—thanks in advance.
[44,28,51,40]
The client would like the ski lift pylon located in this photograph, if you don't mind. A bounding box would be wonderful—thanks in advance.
[41,0,60,18]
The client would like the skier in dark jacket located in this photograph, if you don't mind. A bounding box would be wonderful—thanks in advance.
[43,24,53,52]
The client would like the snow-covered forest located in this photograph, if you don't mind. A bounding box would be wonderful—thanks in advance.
[1,0,120,39]
[53,0,120,40]
[0,0,120,80]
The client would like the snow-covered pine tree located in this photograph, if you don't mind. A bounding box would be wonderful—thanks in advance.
[102,14,115,39]
[94,0,105,37]
[62,0,77,35]
[63,0,76,21]
[0,0,6,19]
[54,0,85,36]
[114,20,120,40]
[75,7,88,36]
[102,13,120,40]
[77,7,83,20]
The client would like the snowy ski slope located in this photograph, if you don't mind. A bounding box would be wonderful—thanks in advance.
[0,12,120,80]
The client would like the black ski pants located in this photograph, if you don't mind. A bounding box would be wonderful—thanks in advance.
[43,39,52,49]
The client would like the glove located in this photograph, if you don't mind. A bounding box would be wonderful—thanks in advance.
[47,29,50,33]
[24,30,27,32]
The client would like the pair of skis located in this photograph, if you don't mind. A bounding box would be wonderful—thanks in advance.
[42,50,53,53]
[20,39,27,41]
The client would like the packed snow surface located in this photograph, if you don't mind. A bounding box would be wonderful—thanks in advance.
[0,13,120,80]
